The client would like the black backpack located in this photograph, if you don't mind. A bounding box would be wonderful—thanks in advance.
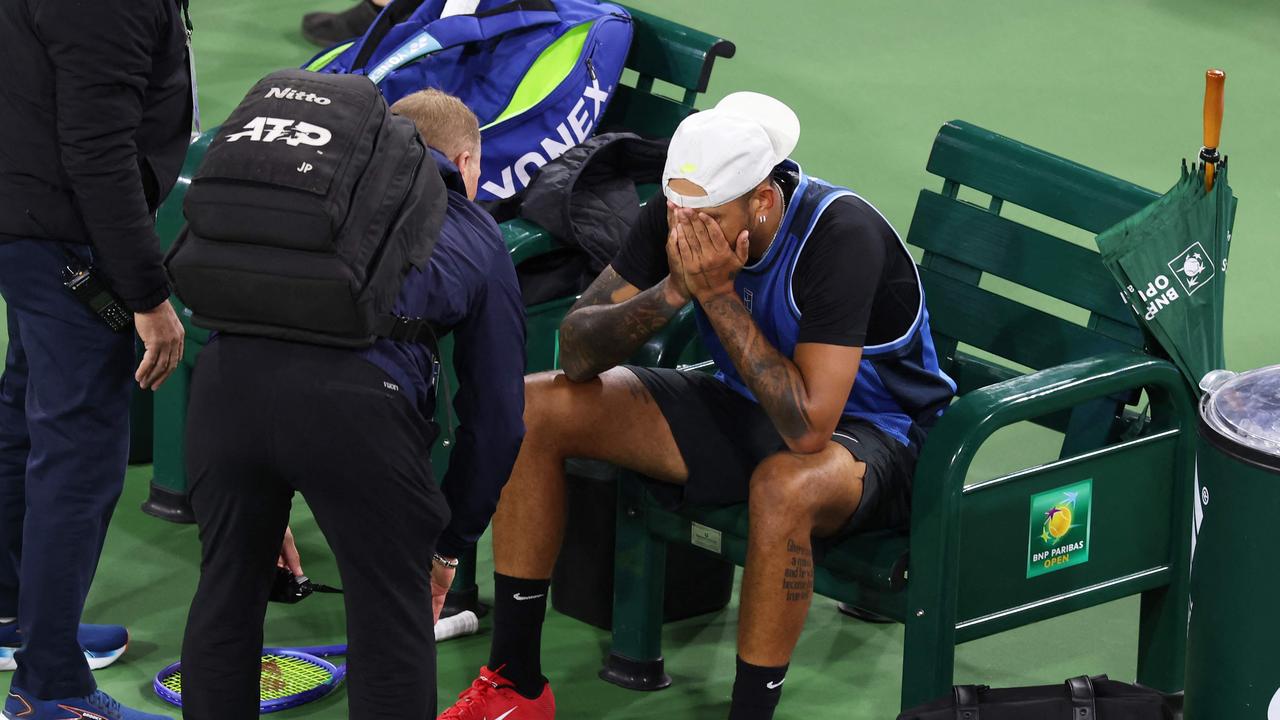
[165,68,447,349]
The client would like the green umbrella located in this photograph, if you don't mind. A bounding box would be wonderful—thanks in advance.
[1095,159,1236,391]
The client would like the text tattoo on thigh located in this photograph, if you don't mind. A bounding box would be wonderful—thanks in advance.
[782,539,813,602]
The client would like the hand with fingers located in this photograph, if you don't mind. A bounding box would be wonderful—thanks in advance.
[133,299,185,390]
[669,207,750,302]
[430,561,456,624]
[662,201,694,306]
[277,526,304,577]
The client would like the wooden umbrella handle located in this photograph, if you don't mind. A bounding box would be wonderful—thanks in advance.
[1203,69,1225,190]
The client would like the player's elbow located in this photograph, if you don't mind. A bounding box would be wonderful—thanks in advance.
[560,363,599,384]
[557,350,599,383]
[556,318,601,383]
[782,432,830,456]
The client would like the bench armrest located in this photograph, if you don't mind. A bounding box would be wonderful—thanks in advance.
[501,218,561,266]
[915,351,1195,494]
[630,304,700,368]
[618,4,736,94]
[904,351,1198,627]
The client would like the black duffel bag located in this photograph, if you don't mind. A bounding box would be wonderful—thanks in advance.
[897,675,1176,720]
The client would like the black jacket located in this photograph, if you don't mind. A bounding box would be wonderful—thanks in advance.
[0,0,192,311]
[517,132,668,305]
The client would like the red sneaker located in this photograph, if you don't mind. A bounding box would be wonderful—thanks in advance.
[438,666,555,720]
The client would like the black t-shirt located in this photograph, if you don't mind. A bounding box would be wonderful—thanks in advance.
[612,171,920,347]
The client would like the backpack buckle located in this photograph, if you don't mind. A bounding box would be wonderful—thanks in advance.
[388,316,427,342]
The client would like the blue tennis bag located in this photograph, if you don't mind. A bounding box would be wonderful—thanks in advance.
[307,0,633,202]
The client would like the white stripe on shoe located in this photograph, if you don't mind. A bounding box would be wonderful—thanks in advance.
[0,642,127,672]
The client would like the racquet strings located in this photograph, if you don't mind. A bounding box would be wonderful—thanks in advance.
[157,651,339,702]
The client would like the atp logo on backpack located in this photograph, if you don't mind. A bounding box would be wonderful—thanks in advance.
[226,117,333,148]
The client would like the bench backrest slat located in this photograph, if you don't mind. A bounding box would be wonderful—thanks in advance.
[911,190,1136,325]
[599,5,735,138]
[921,268,1138,375]
[910,121,1159,409]
[925,121,1159,233]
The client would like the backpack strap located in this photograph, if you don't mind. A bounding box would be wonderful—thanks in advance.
[362,0,563,84]
[352,0,430,71]
[1065,676,1097,720]
[952,685,981,720]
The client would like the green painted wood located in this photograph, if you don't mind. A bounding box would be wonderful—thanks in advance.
[926,120,1160,234]
[600,84,698,138]
[502,218,559,265]
[1089,313,1146,348]
[920,268,1136,372]
[909,190,1139,326]
[642,502,909,619]
[616,4,735,94]
[651,502,909,593]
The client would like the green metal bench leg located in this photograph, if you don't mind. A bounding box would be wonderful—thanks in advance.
[600,473,671,691]
[1136,464,1191,691]
[900,604,957,709]
[143,357,194,523]
[1135,582,1188,692]
[1137,418,1193,693]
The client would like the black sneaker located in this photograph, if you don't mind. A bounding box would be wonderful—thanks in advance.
[301,0,380,47]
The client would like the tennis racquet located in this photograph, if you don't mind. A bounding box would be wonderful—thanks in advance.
[153,611,479,713]
[154,644,347,714]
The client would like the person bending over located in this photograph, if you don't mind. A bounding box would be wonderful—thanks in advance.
[179,90,525,720]
[438,92,956,720]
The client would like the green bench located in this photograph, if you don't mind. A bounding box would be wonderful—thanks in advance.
[145,5,735,602]
[600,120,1198,709]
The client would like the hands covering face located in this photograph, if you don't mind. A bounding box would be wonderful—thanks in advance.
[664,201,750,302]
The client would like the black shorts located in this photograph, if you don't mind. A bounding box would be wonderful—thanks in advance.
[625,365,918,537]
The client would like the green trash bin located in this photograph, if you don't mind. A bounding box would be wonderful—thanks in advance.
[1185,365,1280,719]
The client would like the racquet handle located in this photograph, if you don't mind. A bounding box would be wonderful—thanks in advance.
[435,610,480,642]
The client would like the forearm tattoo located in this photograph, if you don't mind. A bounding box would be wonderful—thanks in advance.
[558,268,684,382]
[700,293,814,441]
[782,539,814,603]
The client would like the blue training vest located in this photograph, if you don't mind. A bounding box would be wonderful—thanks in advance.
[694,161,956,450]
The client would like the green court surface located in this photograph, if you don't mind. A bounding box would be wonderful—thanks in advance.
[3,0,1280,717]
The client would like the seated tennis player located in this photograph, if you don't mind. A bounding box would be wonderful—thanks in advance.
[179,90,525,720]
[438,93,956,720]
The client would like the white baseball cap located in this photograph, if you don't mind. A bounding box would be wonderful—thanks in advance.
[662,92,800,209]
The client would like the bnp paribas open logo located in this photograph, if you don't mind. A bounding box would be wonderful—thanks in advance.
[1026,479,1092,579]
[1168,241,1215,296]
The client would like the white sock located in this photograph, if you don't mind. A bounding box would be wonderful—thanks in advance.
[0,617,14,624]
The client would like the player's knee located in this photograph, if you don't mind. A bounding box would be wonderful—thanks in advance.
[522,371,574,436]
[749,454,821,524]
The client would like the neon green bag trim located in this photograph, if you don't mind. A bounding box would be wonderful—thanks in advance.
[305,42,356,72]
[480,21,593,131]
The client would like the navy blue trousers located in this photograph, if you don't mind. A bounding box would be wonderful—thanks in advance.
[0,239,135,699]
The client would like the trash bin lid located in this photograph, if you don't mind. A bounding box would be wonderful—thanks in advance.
[1200,365,1280,468]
